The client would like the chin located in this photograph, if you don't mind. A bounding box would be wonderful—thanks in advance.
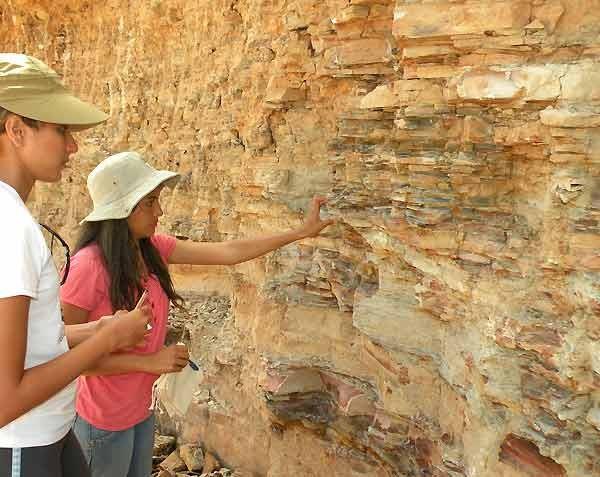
[50,165,66,182]
[40,171,63,183]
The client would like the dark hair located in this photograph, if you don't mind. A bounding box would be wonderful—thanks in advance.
[74,219,183,311]
[0,107,40,134]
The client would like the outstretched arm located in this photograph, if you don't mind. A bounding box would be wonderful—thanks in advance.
[168,196,334,266]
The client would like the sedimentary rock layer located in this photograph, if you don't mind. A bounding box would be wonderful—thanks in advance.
[2,0,600,475]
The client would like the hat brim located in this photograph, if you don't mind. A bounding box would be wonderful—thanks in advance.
[80,170,179,224]
[1,91,108,131]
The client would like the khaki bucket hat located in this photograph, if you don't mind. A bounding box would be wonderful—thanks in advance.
[82,151,179,223]
[0,53,107,129]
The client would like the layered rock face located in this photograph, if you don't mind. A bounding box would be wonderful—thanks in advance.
[2,0,600,475]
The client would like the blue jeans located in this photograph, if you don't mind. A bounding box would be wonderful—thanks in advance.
[73,414,155,477]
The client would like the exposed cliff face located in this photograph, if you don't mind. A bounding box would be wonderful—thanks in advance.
[3,0,600,475]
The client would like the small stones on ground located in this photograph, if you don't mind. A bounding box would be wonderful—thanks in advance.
[153,469,175,477]
[154,466,240,477]
[154,434,176,456]
[160,449,187,473]
[153,443,245,477]
[201,470,234,477]
[179,444,204,472]
[202,452,220,474]
[156,470,175,477]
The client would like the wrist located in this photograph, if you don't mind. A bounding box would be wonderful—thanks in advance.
[92,326,115,355]
[293,226,309,241]
[140,354,156,374]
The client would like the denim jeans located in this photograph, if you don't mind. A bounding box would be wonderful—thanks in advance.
[73,414,155,477]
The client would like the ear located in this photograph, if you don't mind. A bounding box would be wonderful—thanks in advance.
[3,115,27,147]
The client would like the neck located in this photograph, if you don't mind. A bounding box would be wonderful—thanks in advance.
[0,143,34,202]
[0,167,34,202]
[136,243,149,278]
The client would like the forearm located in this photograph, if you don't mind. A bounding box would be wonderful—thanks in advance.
[65,321,99,347]
[224,228,305,265]
[0,331,111,427]
[84,352,151,376]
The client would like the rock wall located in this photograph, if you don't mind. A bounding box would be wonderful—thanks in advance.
[2,0,600,475]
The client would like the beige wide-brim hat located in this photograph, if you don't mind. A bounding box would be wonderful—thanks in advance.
[81,151,179,223]
[0,53,107,130]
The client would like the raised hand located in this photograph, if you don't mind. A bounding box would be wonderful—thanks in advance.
[299,196,335,238]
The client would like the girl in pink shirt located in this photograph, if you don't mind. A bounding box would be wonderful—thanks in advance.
[60,151,333,477]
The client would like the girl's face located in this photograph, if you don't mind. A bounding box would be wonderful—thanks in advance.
[16,119,78,183]
[127,185,164,240]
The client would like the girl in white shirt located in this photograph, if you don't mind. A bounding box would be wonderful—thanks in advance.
[0,54,150,477]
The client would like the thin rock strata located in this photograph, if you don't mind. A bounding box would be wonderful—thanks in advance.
[2,0,600,476]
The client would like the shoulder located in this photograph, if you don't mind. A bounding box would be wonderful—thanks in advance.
[70,244,107,274]
[72,243,103,262]
[60,244,109,309]
[0,193,46,295]
[0,198,43,251]
[1,192,38,232]
[61,244,109,295]
[150,234,177,260]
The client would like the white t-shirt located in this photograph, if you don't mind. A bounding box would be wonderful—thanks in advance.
[0,181,75,448]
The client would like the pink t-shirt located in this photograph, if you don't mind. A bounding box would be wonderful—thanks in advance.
[60,234,177,431]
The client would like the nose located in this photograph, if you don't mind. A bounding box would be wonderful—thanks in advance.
[66,132,78,155]
[155,201,164,218]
